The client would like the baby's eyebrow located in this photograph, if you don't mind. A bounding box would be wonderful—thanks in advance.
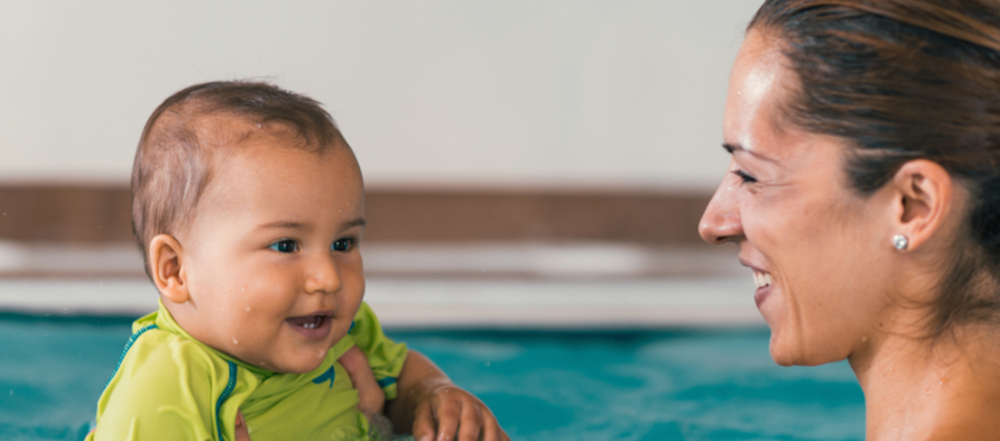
[258,220,308,231]
[343,218,366,229]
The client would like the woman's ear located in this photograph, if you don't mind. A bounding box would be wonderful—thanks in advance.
[148,234,190,304]
[889,160,956,251]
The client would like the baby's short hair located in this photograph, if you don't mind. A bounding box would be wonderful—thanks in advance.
[131,81,342,274]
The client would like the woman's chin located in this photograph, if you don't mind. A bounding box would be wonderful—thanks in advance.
[767,327,806,366]
[768,339,798,367]
[769,333,843,367]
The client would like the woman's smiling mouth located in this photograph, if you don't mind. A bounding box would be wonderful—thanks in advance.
[753,271,773,308]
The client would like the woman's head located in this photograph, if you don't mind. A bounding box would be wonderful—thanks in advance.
[700,0,1000,366]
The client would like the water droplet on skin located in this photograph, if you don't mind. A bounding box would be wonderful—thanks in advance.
[232,337,239,345]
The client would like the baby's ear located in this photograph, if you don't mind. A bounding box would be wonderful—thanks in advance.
[148,234,190,304]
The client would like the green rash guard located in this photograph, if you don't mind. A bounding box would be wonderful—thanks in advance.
[87,300,407,441]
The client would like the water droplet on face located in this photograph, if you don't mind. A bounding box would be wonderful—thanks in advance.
[232,337,239,345]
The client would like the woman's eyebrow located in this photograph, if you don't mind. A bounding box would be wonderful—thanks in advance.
[722,143,775,162]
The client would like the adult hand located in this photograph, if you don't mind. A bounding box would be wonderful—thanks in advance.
[235,410,251,441]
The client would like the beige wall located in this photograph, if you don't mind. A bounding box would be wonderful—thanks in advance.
[0,0,762,191]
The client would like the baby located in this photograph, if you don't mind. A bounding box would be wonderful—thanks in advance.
[87,81,507,441]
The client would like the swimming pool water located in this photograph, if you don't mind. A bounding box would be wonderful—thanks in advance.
[0,314,864,441]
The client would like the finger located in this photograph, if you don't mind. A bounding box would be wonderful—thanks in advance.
[479,410,500,441]
[234,410,252,441]
[434,394,462,441]
[412,401,438,441]
[457,402,483,441]
[480,407,510,441]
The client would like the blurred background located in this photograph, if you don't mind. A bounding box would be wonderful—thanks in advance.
[0,0,762,328]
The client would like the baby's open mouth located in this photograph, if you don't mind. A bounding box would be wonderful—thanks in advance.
[287,315,328,329]
[285,313,334,339]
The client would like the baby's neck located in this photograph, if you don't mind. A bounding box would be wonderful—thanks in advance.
[851,327,1000,441]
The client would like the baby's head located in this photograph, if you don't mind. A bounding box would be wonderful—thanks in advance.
[132,81,365,374]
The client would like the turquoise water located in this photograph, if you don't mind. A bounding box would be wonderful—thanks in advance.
[0,314,864,441]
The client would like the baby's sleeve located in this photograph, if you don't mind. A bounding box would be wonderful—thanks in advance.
[91,338,239,441]
[350,302,409,400]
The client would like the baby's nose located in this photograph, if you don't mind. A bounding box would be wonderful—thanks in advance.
[306,254,343,294]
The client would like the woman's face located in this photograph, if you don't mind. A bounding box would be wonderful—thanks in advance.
[700,31,899,366]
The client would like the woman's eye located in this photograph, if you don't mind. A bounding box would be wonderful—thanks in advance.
[331,238,354,252]
[732,169,758,184]
[269,240,298,253]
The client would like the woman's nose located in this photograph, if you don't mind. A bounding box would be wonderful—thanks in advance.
[305,254,343,295]
[699,181,744,245]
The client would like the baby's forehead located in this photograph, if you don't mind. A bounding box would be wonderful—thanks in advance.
[192,140,363,232]
[206,129,357,189]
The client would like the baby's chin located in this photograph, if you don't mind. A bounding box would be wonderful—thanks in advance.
[266,350,331,374]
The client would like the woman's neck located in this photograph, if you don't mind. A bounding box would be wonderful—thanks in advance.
[850,326,1000,441]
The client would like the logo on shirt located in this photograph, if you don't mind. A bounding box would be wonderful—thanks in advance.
[312,365,336,388]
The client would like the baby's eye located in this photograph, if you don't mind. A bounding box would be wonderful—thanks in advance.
[331,238,354,252]
[269,240,299,253]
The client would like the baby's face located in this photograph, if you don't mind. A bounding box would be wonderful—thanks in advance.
[175,136,365,374]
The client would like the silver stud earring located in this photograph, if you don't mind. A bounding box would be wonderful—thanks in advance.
[892,234,909,250]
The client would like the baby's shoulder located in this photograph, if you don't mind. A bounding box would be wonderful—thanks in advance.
[113,327,231,392]
[94,329,232,438]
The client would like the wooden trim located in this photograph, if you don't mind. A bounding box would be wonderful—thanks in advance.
[0,186,133,243]
[0,186,712,245]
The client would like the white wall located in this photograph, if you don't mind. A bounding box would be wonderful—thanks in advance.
[0,1,763,192]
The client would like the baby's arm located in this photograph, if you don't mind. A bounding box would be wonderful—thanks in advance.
[340,345,385,416]
[386,351,509,441]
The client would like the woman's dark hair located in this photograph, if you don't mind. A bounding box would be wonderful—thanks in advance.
[749,0,1000,337]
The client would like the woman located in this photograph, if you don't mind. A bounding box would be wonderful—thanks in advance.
[699,0,1000,439]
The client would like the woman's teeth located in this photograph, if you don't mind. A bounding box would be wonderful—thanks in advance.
[753,271,773,288]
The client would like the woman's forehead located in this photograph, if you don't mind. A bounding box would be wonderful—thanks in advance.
[724,32,797,156]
